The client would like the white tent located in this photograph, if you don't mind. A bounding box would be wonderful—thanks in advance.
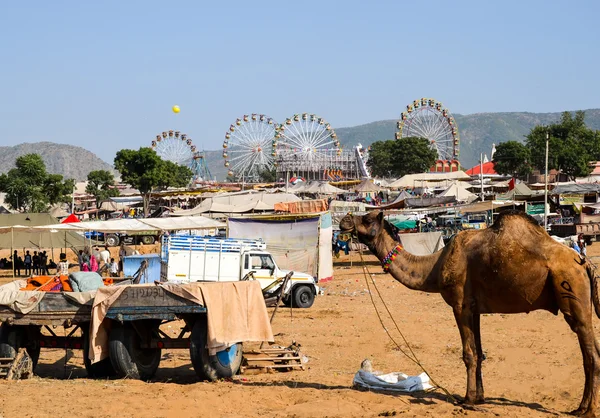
[389,171,471,188]
[440,183,478,203]
[16,216,225,233]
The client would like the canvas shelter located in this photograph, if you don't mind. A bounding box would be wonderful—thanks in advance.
[440,183,478,203]
[0,213,86,250]
[389,171,471,189]
[397,231,445,255]
[171,192,300,216]
[227,212,333,282]
[354,179,385,193]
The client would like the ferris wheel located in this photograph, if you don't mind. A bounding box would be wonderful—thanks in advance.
[222,114,277,181]
[151,130,197,166]
[396,98,460,161]
[275,113,341,161]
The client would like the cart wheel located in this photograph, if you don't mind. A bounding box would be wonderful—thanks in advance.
[291,285,315,309]
[189,316,243,381]
[141,235,155,245]
[109,323,161,380]
[105,234,120,247]
[0,324,40,369]
[82,325,115,378]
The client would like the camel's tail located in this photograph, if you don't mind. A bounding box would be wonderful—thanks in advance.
[586,262,600,319]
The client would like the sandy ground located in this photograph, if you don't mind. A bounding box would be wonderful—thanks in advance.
[0,244,598,417]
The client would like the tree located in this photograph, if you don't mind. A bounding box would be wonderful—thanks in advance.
[114,148,193,217]
[86,170,120,209]
[367,137,438,178]
[0,154,75,212]
[526,111,600,180]
[492,141,532,178]
[258,168,276,183]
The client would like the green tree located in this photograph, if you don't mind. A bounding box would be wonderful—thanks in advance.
[86,170,120,209]
[492,141,532,178]
[114,148,193,216]
[367,137,438,178]
[526,111,600,180]
[0,154,74,212]
[258,168,277,183]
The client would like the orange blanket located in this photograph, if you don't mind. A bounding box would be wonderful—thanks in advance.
[21,276,73,292]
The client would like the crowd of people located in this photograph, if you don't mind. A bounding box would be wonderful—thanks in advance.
[0,244,127,278]
[1,250,58,277]
[75,245,121,277]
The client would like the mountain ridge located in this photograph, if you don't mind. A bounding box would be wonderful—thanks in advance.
[4,109,600,181]
[0,142,115,181]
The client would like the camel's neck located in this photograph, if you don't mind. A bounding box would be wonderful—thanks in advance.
[371,227,442,293]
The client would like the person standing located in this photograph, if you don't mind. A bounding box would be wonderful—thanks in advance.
[118,243,127,277]
[40,251,49,275]
[578,233,587,257]
[58,253,69,276]
[100,245,111,266]
[24,250,32,276]
[32,251,40,275]
[108,258,119,277]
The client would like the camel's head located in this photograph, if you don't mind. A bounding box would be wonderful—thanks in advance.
[339,211,385,247]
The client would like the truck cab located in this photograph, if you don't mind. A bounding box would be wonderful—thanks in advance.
[243,251,318,308]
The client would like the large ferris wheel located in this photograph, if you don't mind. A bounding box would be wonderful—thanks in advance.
[222,114,277,181]
[276,113,341,159]
[396,98,460,161]
[151,130,212,182]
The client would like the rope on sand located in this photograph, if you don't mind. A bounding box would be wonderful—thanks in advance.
[355,245,459,404]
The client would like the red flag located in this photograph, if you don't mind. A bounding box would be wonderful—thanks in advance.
[508,178,515,191]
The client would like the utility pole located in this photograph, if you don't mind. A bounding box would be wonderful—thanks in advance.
[544,129,549,230]
[480,153,484,201]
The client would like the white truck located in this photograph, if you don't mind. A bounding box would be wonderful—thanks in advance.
[160,235,319,308]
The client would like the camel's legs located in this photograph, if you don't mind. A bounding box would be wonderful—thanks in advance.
[473,313,485,403]
[453,308,478,404]
[554,276,599,417]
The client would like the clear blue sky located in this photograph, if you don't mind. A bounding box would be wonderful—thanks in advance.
[1,0,598,163]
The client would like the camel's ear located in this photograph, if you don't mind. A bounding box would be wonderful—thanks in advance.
[377,211,384,222]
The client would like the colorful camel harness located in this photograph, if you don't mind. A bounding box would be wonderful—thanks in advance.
[382,245,403,272]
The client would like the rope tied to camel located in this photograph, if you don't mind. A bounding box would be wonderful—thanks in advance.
[355,246,458,403]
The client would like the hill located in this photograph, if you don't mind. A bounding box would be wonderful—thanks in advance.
[336,109,600,170]
[0,142,115,181]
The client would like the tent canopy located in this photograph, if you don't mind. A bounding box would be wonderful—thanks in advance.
[0,213,86,249]
[61,213,80,224]
[389,171,471,188]
[354,179,385,193]
[440,183,478,203]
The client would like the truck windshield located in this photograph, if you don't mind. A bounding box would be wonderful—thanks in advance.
[250,254,274,270]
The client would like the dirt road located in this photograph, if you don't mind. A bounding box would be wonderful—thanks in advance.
[0,247,597,417]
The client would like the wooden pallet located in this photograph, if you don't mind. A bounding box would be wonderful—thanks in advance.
[241,345,305,374]
[0,349,33,380]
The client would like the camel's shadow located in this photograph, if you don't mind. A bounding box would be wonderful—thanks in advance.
[234,380,562,416]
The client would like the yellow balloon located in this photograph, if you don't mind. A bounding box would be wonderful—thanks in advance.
[172,105,180,113]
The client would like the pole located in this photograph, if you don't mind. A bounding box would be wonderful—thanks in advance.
[480,153,484,201]
[544,129,549,231]
[11,227,14,278]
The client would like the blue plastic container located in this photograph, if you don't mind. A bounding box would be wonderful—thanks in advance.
[122,254,162,284]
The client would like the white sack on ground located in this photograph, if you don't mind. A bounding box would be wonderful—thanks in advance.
[353,370,434,392]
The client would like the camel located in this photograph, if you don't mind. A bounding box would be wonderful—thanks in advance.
[339,210,600,417]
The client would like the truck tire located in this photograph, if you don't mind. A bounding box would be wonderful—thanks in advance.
[0,324,40,369]
[109,323,161,380]
[105,234,120,247]
[291,285,315,309]
[141,235,155,245]
[189,316,243,381]
[82,325,115,378]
